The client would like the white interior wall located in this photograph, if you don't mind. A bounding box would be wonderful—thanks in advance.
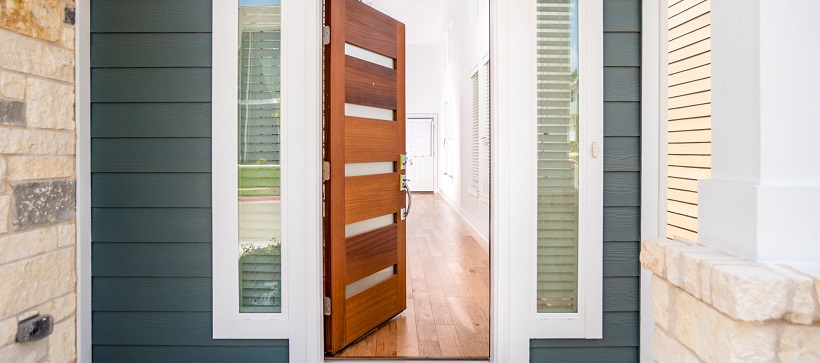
[369,0,490,242]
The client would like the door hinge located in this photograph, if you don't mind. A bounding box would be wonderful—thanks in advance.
[322,161,331,181]
[322,26,331,46]
[323,297,332,315]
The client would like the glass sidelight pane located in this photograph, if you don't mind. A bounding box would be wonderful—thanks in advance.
[237,0,282,313]
[536,0,579,314]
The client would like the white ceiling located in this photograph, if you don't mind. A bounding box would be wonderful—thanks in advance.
[365,0,445,44]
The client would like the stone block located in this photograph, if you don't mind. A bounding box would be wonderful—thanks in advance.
[652,326,704,363]
[0,0,64,42]
[62,26,74,50]
[0,29,74,82]
[48,319,76,362]
[779,324,820,363]
[64,4,75,25]
[0,225,59,265]
[0,338,48,363]
[666,244,707,288]
[0,249,76,318]
[688,253,746,305]
[710,264,789,321]
[25,129,75,155]
[35,292,75,323]
[0,99,25,126]
[0,317,16,346]
[641,238,685,277]
[12,180,75,230]
[651,274,672,331]
[8,156,74,180]
[673,291,776,363]
[0,126,74,156]
[791,266,820,315]
[0,128,25,154]
[0,196,9,234]
[768,265,819,324]
[57,223,75,248]
[0,71,26,99]
[26,78,74,130]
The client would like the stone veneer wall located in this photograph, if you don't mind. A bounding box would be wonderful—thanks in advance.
[641,238,820,363]
[0,0,77,361]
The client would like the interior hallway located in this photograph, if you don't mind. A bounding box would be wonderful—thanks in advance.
[330,193,490,358]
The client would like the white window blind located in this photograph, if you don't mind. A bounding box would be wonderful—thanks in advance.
[470,72,480,190]
[407,118,432,157]
[536,0,579,314]
[481,60,491,197]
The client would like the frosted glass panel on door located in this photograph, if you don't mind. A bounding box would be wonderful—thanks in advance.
[536,0,579,314]
[237,0,282,313]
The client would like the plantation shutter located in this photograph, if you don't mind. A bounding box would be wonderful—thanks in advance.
[238,5,282,312]
[536,0,578,313]
[470,72,480,189]
[407,118,432,156]
[481,60,491,197]
[239,7,282,165]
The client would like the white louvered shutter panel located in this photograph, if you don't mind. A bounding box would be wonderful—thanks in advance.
[481,60,491,197]
[471,72,480,189]
[535,0,578,313]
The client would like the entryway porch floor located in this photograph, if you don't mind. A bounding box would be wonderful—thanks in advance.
[328,193,490,359]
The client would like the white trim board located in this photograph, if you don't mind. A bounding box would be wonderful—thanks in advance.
[641,0,669,361]
[75,0,92,361]
[212,0,323,361]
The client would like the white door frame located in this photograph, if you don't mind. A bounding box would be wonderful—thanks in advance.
[406,113,438,193]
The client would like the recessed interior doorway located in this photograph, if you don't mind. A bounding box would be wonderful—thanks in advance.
[324,0,491,359]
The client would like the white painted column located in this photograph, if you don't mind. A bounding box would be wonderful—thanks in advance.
[700,0,820,263]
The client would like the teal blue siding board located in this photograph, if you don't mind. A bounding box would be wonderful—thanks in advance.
[531,0,642,360]
[530,347,639,362]
[93,277,212,312]
[92,208,212,243]
[93,243,212,277]
[91,34,212,68]
[91,103,212,138]
[91,139,211,172]
[93,346,288,363]
[90,0,212,33]
[90,1,289,360]
[91,173,211,208]
[91,68,212,103]
[604,172,641,206]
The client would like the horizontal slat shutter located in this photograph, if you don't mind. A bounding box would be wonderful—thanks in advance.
[536,0,578,313]
[666,0,711,242]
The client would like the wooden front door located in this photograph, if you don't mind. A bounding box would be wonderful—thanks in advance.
[323,0,407,354]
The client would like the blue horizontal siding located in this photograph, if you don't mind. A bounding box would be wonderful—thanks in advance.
[90,1,288,360]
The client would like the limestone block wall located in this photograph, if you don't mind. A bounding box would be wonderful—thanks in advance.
[641,238,820,363]
[0,0,77,361]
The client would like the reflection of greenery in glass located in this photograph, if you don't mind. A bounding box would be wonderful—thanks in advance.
[239,242,282,313]
[237,2,282,314]
[536,0,579,313]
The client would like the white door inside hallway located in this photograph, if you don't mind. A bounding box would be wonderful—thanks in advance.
[405,116,435,192]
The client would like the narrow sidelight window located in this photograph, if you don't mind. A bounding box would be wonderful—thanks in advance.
[536,0,580,314]
[237,0,282,313]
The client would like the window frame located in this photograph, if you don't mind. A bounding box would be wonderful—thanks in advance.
[505,0,603,339]
[212,0,321,343]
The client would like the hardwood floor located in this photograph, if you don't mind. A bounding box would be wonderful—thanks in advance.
[330,193,490,359]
